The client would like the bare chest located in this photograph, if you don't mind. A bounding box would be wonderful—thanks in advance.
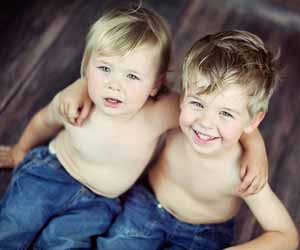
[166,148,240,202]
[65,118,157,165]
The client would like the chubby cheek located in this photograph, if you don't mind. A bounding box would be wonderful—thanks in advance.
[86,66,103,104]
[87,82,97,103]
[87,76,102,105]
[126,85,153,109]
[219,124,243,145]
[179,108,195,129]
[131,89,149,104]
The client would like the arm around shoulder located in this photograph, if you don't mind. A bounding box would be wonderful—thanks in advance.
[226,184,299,250]
[54,78,92,125]
[238,128,269,196]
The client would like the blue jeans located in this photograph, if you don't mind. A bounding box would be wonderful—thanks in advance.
[97,184,234,250]
[0,146,121,250]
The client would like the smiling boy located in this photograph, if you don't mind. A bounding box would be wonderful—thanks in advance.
[96,30,299,250]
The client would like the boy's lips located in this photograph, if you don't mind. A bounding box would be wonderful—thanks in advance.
[105,97,122,103]
[104,97,123,108]
[192,129,218,143]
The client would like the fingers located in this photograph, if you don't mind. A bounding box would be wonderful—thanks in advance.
[58,97,80,125]
[55,80,92,126]
[57,93,64,116]
[0,146,14,168]
[239,177,260,197]
[238,169,268,197]
[68,103,80,125]
[76,101,92,125]
[254,174,268,193]
[57,94,69,123]
[64,101,76,124]
[239,161,247,180]
[64,101,70,122]
[238,168,269,197]
[238,170,256,194]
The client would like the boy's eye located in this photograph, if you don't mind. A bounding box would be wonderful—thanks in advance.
[98,66,111,72]
[190,101,204,108]
[220,111,234,118]
[127,74,140,80]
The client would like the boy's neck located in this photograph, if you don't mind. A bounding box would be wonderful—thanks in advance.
[183,135,242,166]
[92,105,141,124]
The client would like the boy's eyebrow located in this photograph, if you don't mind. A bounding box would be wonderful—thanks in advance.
[188,94,242,115]
[221,107,241,115]
[187,94,207,104]
[94,58,111,65]
[94,58,143,75]
[187,94,201,99]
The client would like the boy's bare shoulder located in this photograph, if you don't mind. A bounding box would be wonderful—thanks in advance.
[162,128,182,151]
[144,91,180,130]
[165,127,180,138]
[152,91,179,112]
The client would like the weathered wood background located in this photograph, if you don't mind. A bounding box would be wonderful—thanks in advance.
[1,0,299,247]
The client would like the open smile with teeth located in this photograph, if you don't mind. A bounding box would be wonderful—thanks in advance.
[105,97,122,104]
[193,129,218,142]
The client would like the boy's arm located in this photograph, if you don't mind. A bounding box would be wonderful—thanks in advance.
[225,184,299,250]
[238,128,268,196]
[55,78,92,126]
[0,98,64,168]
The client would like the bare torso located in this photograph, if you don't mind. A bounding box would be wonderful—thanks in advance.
[51,94,179,198]
[149,129,242,224]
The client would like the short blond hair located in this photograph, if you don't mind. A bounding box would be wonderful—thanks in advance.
[81,5,171,79]
[182,30,279,117]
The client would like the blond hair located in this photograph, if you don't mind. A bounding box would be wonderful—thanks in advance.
[182,30,279,116]
[81,5,171,81]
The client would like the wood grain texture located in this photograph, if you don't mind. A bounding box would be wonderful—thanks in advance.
[0,0,299,247]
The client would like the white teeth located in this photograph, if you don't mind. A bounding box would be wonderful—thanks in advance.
[199,133,211,140]
[194,130,215,140]
[106,98,121,103]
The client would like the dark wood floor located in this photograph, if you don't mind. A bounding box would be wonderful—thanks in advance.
[0,0,299,246]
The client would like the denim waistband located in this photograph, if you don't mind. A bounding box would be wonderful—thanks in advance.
[128,183,235,230]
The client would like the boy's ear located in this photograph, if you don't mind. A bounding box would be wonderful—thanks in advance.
[150,74,164,97]
[244,111,266,133]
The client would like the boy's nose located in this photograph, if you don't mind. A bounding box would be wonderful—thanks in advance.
[107,80,121,92]
[106,75,122,92]
[197,111,214,128]
[108,84,120,91]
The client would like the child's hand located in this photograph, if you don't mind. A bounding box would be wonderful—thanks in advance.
[237,147,268,197]
[0,145,27,168]
[56,78,92,126]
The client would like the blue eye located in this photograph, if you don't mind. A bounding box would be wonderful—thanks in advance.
[220,111,234,118]
[98,66,110,72]
[127,74,140,80]
[190,101,203,108]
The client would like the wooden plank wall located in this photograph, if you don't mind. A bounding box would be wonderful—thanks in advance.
[0,0,299,247]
